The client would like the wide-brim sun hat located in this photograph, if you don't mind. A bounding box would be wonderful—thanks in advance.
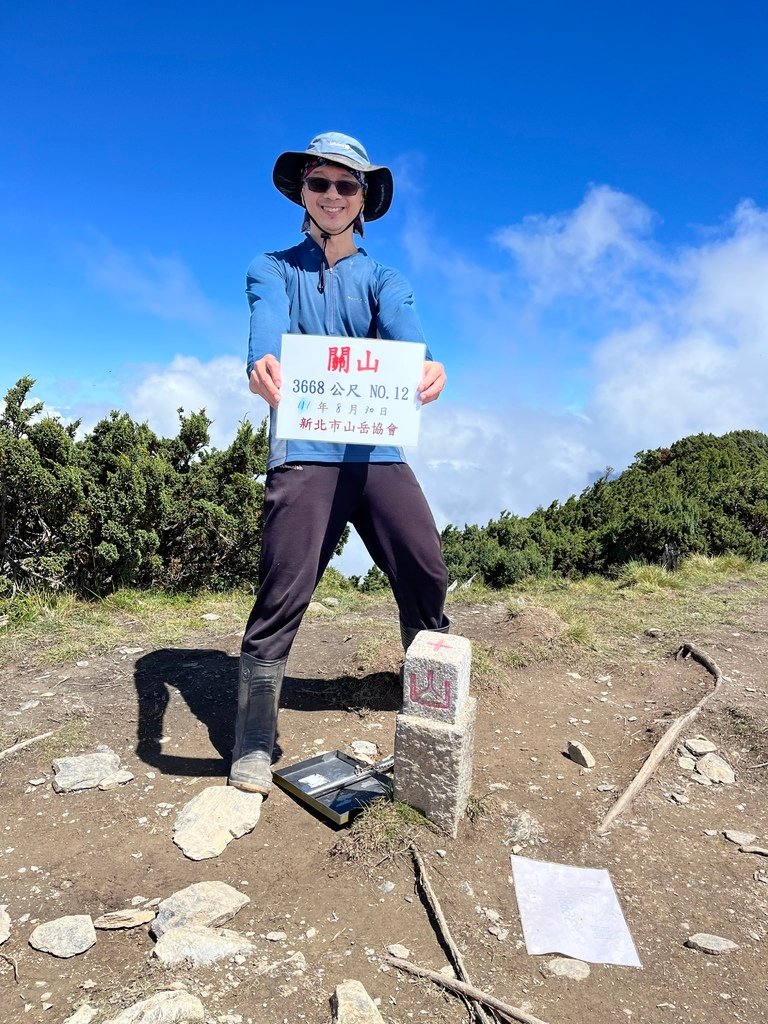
[273,132,394,221]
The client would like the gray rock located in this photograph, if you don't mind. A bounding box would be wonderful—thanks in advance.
[103,990,205,1024]
[685,933,738,955]
[172,786,263,860]
[740,845,768,857]
[0,905,10,944]
[678,756,696,771]
[690,772,712,786]
[566,740,596,768]
[93,908,156,930]
[307,601,332,615]
[350,740,378,762]
[52,749,121,793]
[506,811,538,842]
[695,753,735,784]
[266,930,287,941]
[152,925,255,966]
[540,956,591,980]
[684,736,717,756]
[387,943,410,959]
[670,792,689,804]
[723,829,758,847]
[379,881,395,895]
[333,979,385,1023]
[150,881,250,939]
[322,597,340,608]
[98,769,135,791]
[63,1007,99,1024]
[29,915,97,957]
[754,871,768,883]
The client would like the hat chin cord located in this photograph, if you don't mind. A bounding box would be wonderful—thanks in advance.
[302,201,364,294]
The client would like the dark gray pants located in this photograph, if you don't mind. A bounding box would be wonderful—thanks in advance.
[242,462,448,661]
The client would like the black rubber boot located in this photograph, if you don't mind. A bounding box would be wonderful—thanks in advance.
[229,653,287,796]
[399,618,450,654]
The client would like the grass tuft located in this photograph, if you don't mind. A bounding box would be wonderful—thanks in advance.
[330,798,435,865]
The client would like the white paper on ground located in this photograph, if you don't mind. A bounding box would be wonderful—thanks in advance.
[510,854,642,967]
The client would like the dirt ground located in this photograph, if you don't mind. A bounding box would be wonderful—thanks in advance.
[1,594,767,1024]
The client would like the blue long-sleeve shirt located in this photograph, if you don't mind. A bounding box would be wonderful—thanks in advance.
[246,235,431,469]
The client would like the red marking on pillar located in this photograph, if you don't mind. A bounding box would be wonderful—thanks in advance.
[409,669,452,710]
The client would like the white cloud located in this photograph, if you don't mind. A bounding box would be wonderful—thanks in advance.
[80,237,228,329]
[127,354,265,448]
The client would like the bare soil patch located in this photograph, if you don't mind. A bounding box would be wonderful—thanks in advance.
[1,596,767,1023]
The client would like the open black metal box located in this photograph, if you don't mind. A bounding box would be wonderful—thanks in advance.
[272,749,394,825]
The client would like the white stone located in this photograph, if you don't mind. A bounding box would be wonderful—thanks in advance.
[93,908,156,930]
[690,772,713,786]
[103,990,205,1024]
[684,736,718,756]
[266,930,287,941]
[150,881,250,939]
[723,829,758,847]
[394,697,477,838]
[152,924,255,966]
[200,613,220,621]
[402,632,472,725]
[695,753,735,785]
[29,915,96,957]
[98,769,135,791]
[322,597,340,608]
[685,933,738,955]
[63,1007,98,1024]
[566,740,596,768]
[350,740,378,762]
[386,943,410,959]
[333,979,385,1023]
[52,750,121,793]
[540,956,591,980]
[740,845,768,857]
[678,756,696,771]
[0,905,10,944]
[172,786,263,860]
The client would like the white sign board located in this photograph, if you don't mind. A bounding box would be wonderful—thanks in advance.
[275,334,426,447]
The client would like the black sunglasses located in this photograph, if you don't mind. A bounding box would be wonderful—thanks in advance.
[303,176,363,197]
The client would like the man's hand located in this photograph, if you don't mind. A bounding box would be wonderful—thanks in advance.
[249,354,282,408]
[418,360,446,405]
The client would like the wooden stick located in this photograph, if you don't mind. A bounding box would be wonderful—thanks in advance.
[384,957,551,1024]
[745,761,768,770]
[597,643,723,834]
[0,731,54,762]
[410,845,494,1024]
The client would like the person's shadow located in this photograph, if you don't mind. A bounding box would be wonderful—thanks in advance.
[133,648,401,777]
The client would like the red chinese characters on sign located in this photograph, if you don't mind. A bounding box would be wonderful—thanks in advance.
[356,349,380,372]
[327,346,351,373]
[409,669,452,710]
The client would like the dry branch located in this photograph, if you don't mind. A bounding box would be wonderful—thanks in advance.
[411,845,495,1024]
[384,956,551,1024]
[0,731,54,762]
[597,642,723,834]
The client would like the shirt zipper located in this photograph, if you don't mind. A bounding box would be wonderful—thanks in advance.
[328,264,335,334]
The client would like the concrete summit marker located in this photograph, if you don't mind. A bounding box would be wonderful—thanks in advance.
[395,632,475,837]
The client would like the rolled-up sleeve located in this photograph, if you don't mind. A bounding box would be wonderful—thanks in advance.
[246,254,290,375]
[376,267,432,359]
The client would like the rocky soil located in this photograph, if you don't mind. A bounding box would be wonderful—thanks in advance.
[0,595,767,1023]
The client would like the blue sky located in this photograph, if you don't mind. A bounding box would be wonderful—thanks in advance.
[3,3,768,571]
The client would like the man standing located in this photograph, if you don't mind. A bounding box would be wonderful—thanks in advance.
[230,132,449,795]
